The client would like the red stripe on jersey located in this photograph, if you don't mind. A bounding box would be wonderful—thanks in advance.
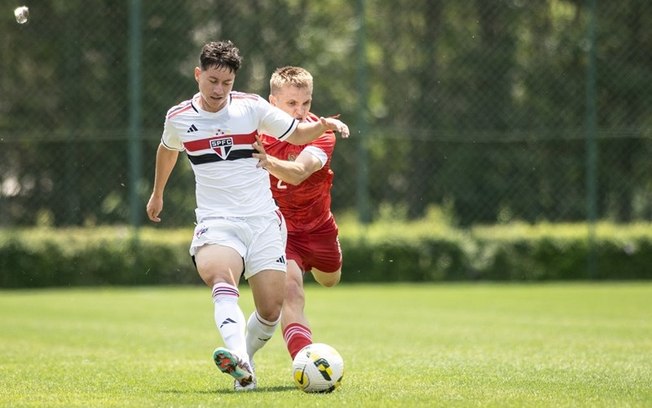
[167,102,193,119]
[183,131,258,152]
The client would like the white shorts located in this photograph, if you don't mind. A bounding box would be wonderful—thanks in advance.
[189,210,287,279]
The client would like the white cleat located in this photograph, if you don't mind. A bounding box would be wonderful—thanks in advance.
[234,359,256,391]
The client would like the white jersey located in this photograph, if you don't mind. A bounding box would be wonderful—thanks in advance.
[161,92,298,221]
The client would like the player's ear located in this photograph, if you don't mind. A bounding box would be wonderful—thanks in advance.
[269,94,277,106]
[194,67,201,83]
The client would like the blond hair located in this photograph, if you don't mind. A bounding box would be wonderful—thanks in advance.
[269,66,313,95]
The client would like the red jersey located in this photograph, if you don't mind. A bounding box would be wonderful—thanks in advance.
[261,113,336,232]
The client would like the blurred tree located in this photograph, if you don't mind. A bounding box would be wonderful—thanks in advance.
[1,0,650,226]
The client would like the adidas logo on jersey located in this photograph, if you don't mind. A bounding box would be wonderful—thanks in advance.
[187,124,198,133]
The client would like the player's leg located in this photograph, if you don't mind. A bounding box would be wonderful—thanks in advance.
[195,243,247,356]
[309,225,343,287]
[243,212,287,362]
[195,244,255,387]
[311,267,341,287]
[245,268,285,356]
[191,221,254,389]
[281,259,313,360]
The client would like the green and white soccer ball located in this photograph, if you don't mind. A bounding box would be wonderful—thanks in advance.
[292,343,344,393]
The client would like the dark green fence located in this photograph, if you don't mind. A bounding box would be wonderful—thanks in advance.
[1,0,651,228]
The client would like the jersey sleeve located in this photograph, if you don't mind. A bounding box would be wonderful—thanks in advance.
[257,97,298,141]
[301,146,328,168]
[305,131,335,165]
[161,114,184,151]
[161,120,183,151]
[294,114,335,167]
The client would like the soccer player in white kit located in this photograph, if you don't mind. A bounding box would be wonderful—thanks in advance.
[145,41,349,391]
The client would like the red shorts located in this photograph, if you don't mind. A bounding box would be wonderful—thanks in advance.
[286,217,342,273]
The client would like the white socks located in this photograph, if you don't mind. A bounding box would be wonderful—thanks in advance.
[246,311,280,360]
[211,283,248,361]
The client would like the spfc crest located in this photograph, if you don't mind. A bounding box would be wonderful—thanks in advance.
[210,138,233,160]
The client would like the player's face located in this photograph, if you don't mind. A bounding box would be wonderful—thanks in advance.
[195,65,235,112]
[270,85,312,121]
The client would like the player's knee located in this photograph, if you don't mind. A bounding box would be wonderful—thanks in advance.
[320,276,340,288]
[313,269,341,287]
[254,290,284,322]
[257,302,282,323]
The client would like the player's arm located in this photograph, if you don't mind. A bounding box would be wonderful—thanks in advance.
[285,116,349,145]
[146,143,179,222]
[253,137,322,186]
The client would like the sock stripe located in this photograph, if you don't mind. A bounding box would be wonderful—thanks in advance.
[283,323,312,343]
[255,311,280,327]
[212,283,239,300]
[283,323,313,360]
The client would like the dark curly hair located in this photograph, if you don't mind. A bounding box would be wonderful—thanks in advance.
[199,40,242,73]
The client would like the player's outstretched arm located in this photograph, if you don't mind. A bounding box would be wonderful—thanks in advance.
[286,115,349,146]
[146,144,179,222]
[252,136,321,185]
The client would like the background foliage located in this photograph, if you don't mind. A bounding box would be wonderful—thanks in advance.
[2,221,650,288]
[1,0,651,228]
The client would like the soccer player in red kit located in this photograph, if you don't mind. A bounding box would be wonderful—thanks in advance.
[253,66,343,361]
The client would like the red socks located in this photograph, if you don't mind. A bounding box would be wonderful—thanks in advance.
[282,323,312,360]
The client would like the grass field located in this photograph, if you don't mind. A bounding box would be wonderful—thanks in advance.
[1,283,651,407]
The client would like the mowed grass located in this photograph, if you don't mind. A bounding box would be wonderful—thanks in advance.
[1,283,651,407]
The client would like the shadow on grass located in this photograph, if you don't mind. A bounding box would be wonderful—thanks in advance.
[215,385,297,394]
[162,385,297,395]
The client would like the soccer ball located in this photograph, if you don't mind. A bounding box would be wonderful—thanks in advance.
[292,343,344,393]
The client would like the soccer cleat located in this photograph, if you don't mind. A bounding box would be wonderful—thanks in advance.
[234,359,256,391]
[212,347,255,389]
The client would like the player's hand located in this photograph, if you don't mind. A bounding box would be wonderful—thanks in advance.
[146,194,163,222]
[319,115,350,138]
[252,135,271,169]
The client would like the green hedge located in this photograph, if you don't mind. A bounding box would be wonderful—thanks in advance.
[1,221,651,288]
[0,228,201,288]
